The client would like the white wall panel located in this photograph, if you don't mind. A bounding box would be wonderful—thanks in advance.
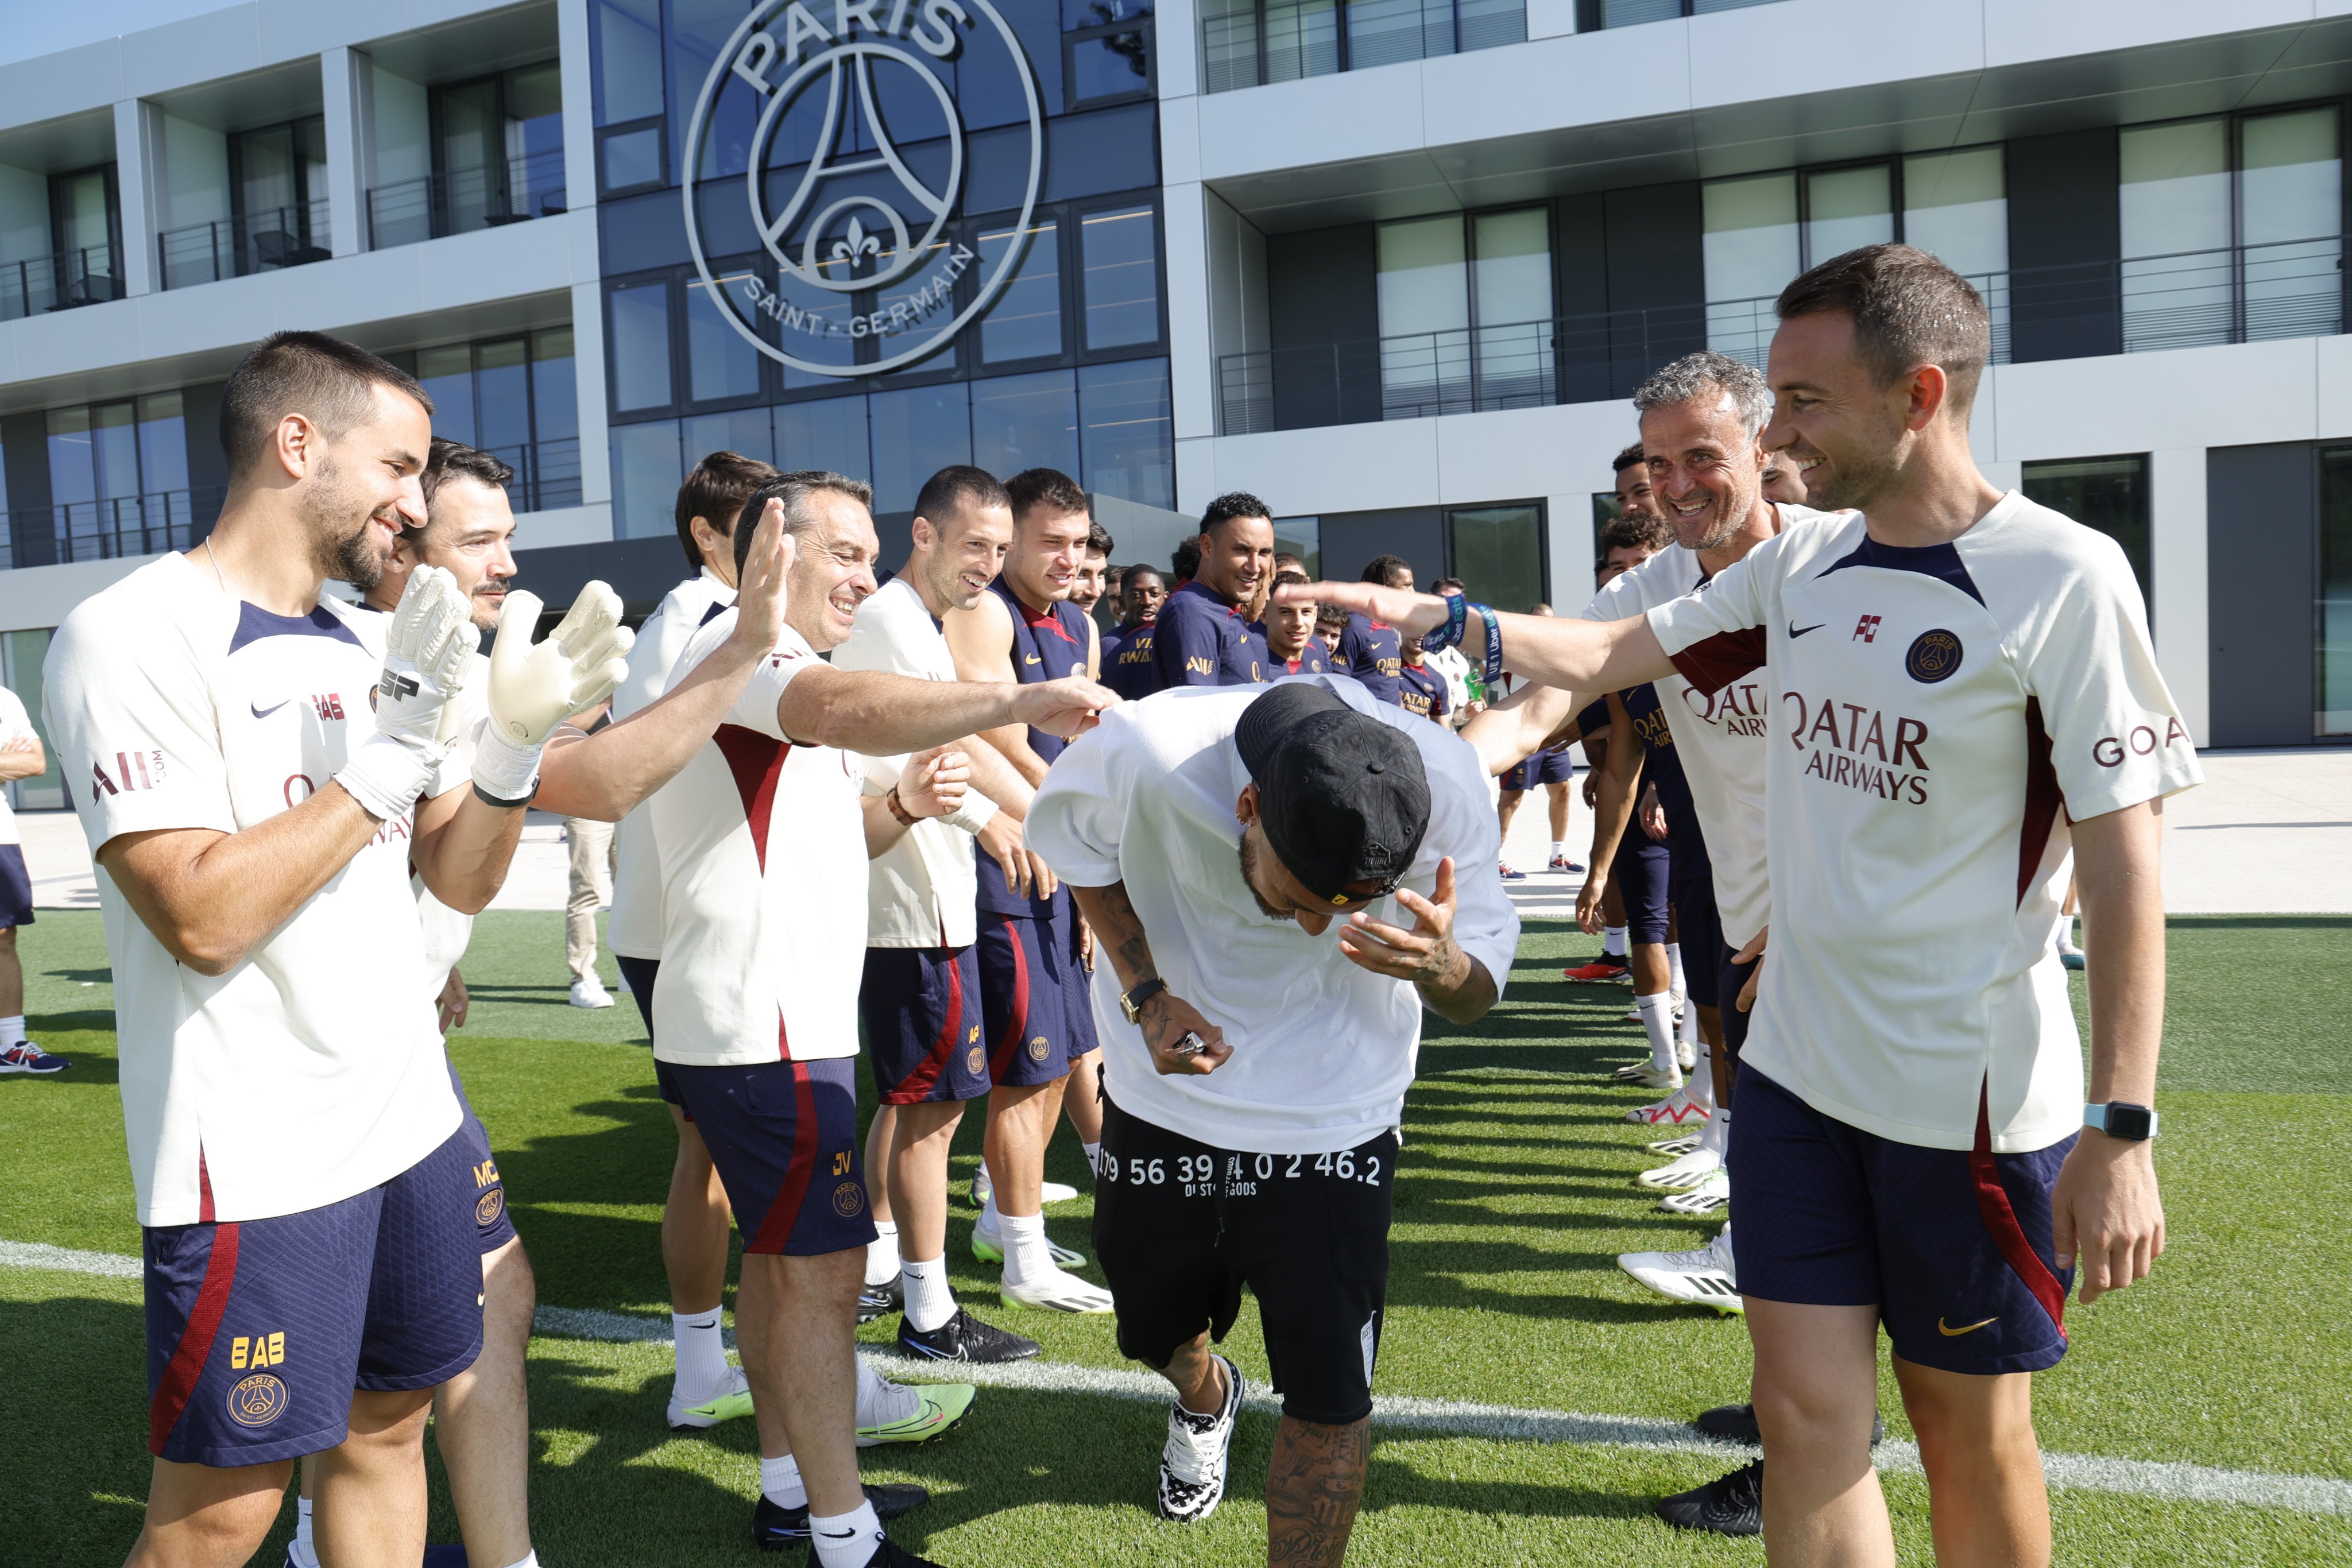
[2148,445,2210,743]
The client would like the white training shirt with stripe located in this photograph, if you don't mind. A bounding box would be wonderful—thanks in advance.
[648,609,864,1065]
[42,553,457,1226]
[1583,502,1842,950]
[608,568,736,963]
[1645,491,2200,1153]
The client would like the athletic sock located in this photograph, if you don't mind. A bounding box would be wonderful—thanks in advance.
[1688,1046,1717,1112]
[1664,943,1685,1004]
[760,1453,808,1509]
[1549,840,1566,861]
[496,1555,541,1568]
[902,1255,956,1334]
[289,1498,318,1568]
[978,1188,1001,1234]
[672,1307,728,1399]
[1699,1102,1731,1156]
[1603,924,1628,960]
[1082,1140,1102,1176]
[811,1500,884,1568]
[2056,919,2082,956]
[864,1221,900,1287]
[0,1015,25,1048]
[1635,991,1680,1077]
[998,1210,1051,1287]
[1678,997,1701,1048]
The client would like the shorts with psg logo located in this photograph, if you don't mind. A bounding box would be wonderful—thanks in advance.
[861,944,991,1105]
[975,901,1098,1089]
[664,1055,877,1257]
[142,1124,484,1466]
[448,1061,517,1252]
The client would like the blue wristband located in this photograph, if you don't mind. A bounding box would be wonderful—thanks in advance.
[1477,605,1503,688]
[1422,592,1470,655]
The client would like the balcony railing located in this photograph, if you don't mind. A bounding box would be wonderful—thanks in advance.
[1576,0,1783,28]
[368,149,567,250]
[0,245,121,323]
[158,202,332,291]
[1217,237,2345,435]
[0,486,226,572]
[486,437,583,514]
[1202,0,1524,92]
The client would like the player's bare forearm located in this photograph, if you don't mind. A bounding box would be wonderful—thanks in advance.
[409,785,529,913]
[1419,954,1496,1025]
[1460,683,1579,777]
[1274,582,1675,691]
[2072,799,2167,1105]
[1585,696,1645,872]
[781,666,1107,755]
[97,785,384,975]
[0,739,45,781]
[533,637,767,819]
[972,721,1051,789]
[1070,880,1154,989]
[1265,1415,1370,1568]
[962,736,1034,817]
[862,793,911,858]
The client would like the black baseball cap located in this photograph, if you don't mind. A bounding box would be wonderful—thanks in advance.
[1235,682,1432,905]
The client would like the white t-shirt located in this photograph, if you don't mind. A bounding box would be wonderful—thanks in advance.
[1025,676,1521,1155]
[1646,492,2202,1152]
[833,575,999,949]
[648,611,865,1065]
[42,553,457,1226]
[1585,504,1838,948]
[609,570,735,962]
[0,686,36,846]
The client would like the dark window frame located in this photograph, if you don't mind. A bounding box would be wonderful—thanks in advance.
[1063,17,1157,109]
[1442,497,1549,609]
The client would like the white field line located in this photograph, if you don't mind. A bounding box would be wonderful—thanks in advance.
[16,1243,2351,1517]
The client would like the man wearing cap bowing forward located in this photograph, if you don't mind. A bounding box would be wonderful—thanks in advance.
[1024,677,1518,1563]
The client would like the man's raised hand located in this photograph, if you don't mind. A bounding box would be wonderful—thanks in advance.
[1337,855,1471,993]
[473,582,635,803]
[336,565,474,822]
[898,744,970,819]
[1011,675,1119,738]
[728,499,794,657]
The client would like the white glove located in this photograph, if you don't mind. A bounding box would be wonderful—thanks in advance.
[336,566,473,821]
[471,581,635,803]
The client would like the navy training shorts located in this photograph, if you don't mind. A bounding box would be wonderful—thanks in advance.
[447,1063,517,1253]
[664,1055,877,1257]
[862,944,991,1105]
[975,901,1097,1089]
[1614,832,1671,946]
[1502,748,1575,791]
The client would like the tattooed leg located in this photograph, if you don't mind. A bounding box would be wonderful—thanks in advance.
[1265,1415,1370,1567]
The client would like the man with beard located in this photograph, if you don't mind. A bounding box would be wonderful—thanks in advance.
[1285,246,2190,1568]
[1070,521,1116,622]
[45,332,628,1568]
[1153,493,1276,691]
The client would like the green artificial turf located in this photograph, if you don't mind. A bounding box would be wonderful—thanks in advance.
[5,912,2350,1565]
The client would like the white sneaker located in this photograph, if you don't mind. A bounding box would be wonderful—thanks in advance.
[1661,1170,1731,1216]
[969,1167,992,1207]
[1637,1147,1724,1190]
[666,1363,753,1429]
[1619,1063,1685,1092]
[1647,1133,1703,1156]
[1625,1087,1711,1126]
[1676,1038,1697,1072]
[970,1220,1086,1269]
[1042,1180,1079,1204]
[1158,1354,1243,1523]
[1001,1261,1115,1314]
[1619,1228,1742,1314]
[570,975,614,1009]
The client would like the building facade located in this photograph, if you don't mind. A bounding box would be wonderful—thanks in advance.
[0,0,2343,812]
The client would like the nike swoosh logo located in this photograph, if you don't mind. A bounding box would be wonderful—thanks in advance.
[818,1528,860,1539]
[1937,1315,1999,1337]
[250,700,291,718]
[1023,654,1040,664]
[1788,622,1826,638]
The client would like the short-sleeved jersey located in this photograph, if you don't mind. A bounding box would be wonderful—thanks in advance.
[1276,641,1332,676]
[1154,580,1268,688]
[0,686,36,846]
[1101,622,1163,699]
[975,578,1092,920]
[42,553,457,1226]
[1618,682,1707,874]
[648,612,865,1066]
[609,570,736,961]
[1396,661,1450,723]
[1646,493,2202,1152]
[1337,614,1404,704]
[1026,676,1519,1155]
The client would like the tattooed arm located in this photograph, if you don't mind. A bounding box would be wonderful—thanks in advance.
[1266,1415,1371,1567]
[1069,880,1235,1076]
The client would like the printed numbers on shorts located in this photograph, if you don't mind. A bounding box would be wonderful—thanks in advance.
[1312,1149,1384,1187]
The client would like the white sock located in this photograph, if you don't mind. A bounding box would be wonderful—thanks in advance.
[497,1555,541,1568]
[2056,920,2081,955]
[1664,943,1685,1002]
[1549,840,1565,860]
[1701,1102,1731,1156]
[811,1500,884,1568]
[672,1307,727,1399]
[290,1497,318,1568]
[1082,1140,1102,1175]
[902,1254,956,1334]
[1603,924,1628,959]
[0,1015,24,1048]
[1635,991,1680,1077]
[760,1453,807,1509]
[998,1210,1053,1287]
[864,1221,900,1287]
[1678,998,1701,1048]
[1688,1047,1717,1112]
[978,1188,1002,1233]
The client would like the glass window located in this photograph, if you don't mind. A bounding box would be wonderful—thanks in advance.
[1447,503,1544,611]
[1255,0,1341,87]
[1078,358,1173,510]
[2119,118,2232,353]
[1804,164,1893,267]
[1472,208,1553,411]
[610,419,682,539]
[2323,446,2352,736]
[1082,206,1160,349]
[868,384,973,514]
[972,369,1080,479]
[1272,516,1320,579]
[602,127,663,191]
[1377,214,1468,415]
[684,408,775,469]
[879,237,962,376]
[475,338,533,455]
[2241,106,2342,344]
[775,395,872,485]
[671,0,757,181]
[595,0,664,124]
[2021,455,2150,612]
[1345,0,1447,71]
[532,328,579,443]
[1902,146,2007,277]
[687,270,764,402]
[138,392,191,541]
[1457,0,1526,51]
[1604,0,1684,25]
[609,282,674,412]
[3,626,62,808]
[1703,172,1797,362]
[1069,32,1152,103]
[979,219,1062,363]
[417,343,478,444]
[45,408,94,511]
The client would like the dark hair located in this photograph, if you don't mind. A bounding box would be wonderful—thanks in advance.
[1124,563,1164,586]
[912,464,1011,531]
[1085,521,1115,558]
[1004,467,1089,526]
[1274,570,1312,591]
[1612,442,1647,474]
[1201,491,1270,536]
[413,438,514,543]
[1361,553,1413,586]
[732,470,875,580]
[1777,242,1990,416]
[1170,537,1201,580]
[1431,576,1465,595]
[220,330,432,485]
[1600,512,1672,555]
[676,450,783,571]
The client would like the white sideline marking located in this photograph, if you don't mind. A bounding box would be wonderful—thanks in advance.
[14,1241,2349,1516]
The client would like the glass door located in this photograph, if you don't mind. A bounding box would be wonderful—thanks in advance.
[48,167,118,304]
[2238,106,2341,343]
[2118,118,2233,352]
[2,628,63,812]
[1469,208,1552,411]
[434,78,504,235]
[2321,446,2352,737]
[1376,215,1469,419]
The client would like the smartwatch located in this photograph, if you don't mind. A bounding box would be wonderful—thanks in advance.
[1120,975,1169,1024]
[2084,1102,2158,1141]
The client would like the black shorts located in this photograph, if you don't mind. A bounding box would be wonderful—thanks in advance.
[1671,873,1722,1009]
[1092,1097,1392,1427]
[1717,940,1759,1062]
[1613,834,1670,945]
[617,955,660,1045]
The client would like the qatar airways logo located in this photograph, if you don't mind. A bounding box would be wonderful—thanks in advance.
[1783,691,1931,805]
[1679,679,1765,738]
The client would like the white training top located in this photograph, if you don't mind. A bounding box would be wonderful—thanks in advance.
[1026,676,1521,1155]
[1646,491,2201,1152]
[0,686,36,846]
[42,553,457,1226]
[833,575,999,949]
[648,610,865,1065]
[609,569,735,962]
[1585,503,1838,949]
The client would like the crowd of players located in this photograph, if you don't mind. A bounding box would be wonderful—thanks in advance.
[44,238,2195,1568]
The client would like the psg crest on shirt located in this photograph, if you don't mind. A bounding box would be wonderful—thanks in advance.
[1904,628,1963,684]
[681,0,1045,377]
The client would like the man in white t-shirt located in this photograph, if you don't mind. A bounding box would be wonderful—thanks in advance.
[43,331,626,1568]
[1027,678,1517,1556]
[647,471,1114,1566]
[1290,245,2194,1567]
[0,683,60,1074]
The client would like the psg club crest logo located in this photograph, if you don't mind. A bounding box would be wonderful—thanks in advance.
[226,1373,288,1428]
[1905,628,1963,684]
[682,0,1045,378]
[833,1180,867,1217]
